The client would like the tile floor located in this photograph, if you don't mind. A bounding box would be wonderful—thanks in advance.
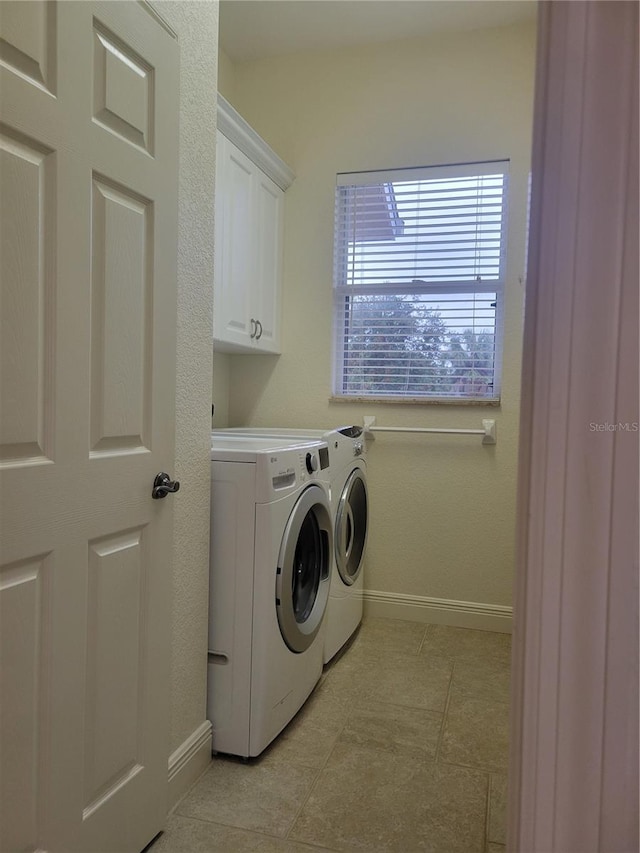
[152,618,511,853]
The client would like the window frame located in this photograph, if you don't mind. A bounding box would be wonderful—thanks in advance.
[331,160,509,404]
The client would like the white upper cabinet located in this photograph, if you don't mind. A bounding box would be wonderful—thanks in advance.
[214,133,255,349]
[214,96,294,354]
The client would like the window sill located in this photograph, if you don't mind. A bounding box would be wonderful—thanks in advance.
[329,395,501,407]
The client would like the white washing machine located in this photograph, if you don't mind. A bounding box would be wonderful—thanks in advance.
[212,427,368,663]
[208,434,333,758]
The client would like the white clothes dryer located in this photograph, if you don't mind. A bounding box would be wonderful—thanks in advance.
[208,435,332,758]
[212,427,368,663]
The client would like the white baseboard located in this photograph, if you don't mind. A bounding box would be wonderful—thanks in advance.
[167,720,212,810]
[363,589,512,633]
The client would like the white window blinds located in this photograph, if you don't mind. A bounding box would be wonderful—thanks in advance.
[333,161,508,400]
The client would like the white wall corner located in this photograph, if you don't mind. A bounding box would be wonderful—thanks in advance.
[363,589,512,633]
[167,720,212,812]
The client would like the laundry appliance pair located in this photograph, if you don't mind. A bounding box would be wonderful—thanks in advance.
[214,426,369,663]
[207,428,368,758]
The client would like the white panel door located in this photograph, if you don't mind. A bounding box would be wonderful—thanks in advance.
[0,2,179,852]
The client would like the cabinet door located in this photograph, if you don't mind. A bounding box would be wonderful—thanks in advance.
[253,171,283,353]
[213,132,254,350]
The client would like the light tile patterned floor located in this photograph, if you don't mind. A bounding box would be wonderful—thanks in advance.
[151,618,511,853]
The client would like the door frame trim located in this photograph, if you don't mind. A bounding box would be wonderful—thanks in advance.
[509,2,639,849]
[140,1,178,40]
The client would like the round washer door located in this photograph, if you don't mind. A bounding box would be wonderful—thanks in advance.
[276,484,332,653]
[335,467,368,586]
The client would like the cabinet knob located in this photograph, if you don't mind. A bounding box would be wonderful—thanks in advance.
[255,319,263,340]
[250,318,257,339]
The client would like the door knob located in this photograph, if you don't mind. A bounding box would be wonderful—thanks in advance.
[152,472,180,499]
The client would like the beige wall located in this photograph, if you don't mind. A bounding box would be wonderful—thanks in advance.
[151,0,217,756]
[217,22,536,612]
[217,46,236,104]
[211,48,234,431]
[212,352,231,428]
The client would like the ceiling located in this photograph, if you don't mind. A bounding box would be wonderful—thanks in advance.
[219,0,537,63]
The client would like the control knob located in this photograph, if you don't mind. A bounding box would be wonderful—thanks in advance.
[305,452,318,473]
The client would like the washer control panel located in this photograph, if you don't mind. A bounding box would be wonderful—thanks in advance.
[299,444,329,477]
[269,450,324,491]
[318,446,330,469]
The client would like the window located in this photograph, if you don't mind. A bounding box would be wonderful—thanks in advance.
[332,161,508,401]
